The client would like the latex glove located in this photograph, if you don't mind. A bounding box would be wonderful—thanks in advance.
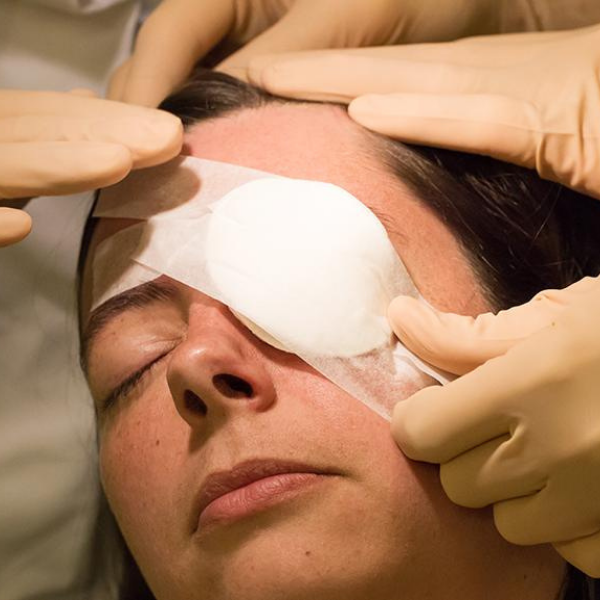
[106,0,599,107]
[248,23,600,199]
[0,90,182,247]
[387,276,600,577]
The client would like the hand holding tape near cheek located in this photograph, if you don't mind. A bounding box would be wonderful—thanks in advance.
[92,157,452,419]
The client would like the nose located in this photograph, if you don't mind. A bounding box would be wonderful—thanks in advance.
[166,317,277,428]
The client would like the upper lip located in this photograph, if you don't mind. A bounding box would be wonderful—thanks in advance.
[192,459,334,531]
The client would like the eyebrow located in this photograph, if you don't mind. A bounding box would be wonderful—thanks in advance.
[80,278,179,376]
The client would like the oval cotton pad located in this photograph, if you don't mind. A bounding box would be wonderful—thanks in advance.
[205,178,407,357]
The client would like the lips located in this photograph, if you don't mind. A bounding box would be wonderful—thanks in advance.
[193,459,335,532]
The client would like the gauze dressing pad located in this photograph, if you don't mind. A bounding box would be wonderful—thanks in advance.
[205,178,398,357]
[92,157,452,420]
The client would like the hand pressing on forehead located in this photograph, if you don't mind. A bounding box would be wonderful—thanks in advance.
[0,90,182,248]
[106,0,593,108]
[248,24,600,200]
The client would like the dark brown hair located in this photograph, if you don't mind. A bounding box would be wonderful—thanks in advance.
[83,69,600,600]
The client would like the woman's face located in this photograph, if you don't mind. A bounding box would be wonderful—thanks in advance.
[82,104,565,600]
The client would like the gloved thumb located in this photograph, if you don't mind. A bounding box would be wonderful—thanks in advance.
[387,278,596,375]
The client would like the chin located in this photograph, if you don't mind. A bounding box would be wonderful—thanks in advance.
[187,497,404,600]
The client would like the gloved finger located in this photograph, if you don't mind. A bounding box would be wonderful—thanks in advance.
[111,0,237,106]
[107,58,132,101]
[1,90,177,119]
[350,92,542,168]
[439,434,546,508]
[391,369,512,463]
[218,0,399,78]
[391,329,564,463]
[249,48,476,103]
[0,142,132,198]
[67,88,98,98]
[493,490,600,546]
[246,29,576,99]
[349,91,600,198]
[246,46,509,102]
[0,112,182,169]
[387,289,576,375]
[0,207,32,247]
[554,533,600,578]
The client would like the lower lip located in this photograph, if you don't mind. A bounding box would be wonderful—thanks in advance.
[198,472,330,530]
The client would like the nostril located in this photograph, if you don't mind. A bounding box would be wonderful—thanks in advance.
[213,374,254,399]
[183,390,208,416]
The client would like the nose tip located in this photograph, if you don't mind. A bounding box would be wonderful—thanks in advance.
[181,374,256,420]
[167,337,277,428]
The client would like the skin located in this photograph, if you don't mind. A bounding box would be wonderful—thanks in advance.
[82,104,566,600]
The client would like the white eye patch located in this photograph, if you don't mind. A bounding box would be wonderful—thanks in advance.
[92,157,451,419]
[205,178,401,357]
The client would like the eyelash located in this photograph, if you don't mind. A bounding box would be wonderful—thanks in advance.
[100,353,169,413]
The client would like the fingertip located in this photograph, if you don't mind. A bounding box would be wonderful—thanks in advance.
[391,394,432,461]
[349,94,401,134]
[387,295,438,346]
[393,381,472,464]
[492,501,528,545]
[0,208,33,247]
[350,92,452,142]
[246,54,297,94]
[391,400,413,454]
[350,93,449,141]
[387,295,423,325]
[246,55,274,89]
[348,93,379,115]
[130,112,184,168]
[95,143,134,178]
[247,53,355,102]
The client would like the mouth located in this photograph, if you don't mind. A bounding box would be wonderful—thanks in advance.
[193,459,337,533]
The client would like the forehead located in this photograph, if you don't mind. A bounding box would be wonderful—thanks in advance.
[85,103,487,320]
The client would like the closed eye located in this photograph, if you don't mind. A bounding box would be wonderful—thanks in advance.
[99,352,170,414]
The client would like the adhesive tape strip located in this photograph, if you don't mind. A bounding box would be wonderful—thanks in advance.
[92,157,453,419]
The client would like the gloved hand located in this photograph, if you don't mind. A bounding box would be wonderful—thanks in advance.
[387,276,600,577]
[106,0,599,107]
[248,23,600,199]
[245,12,600,578]
[0,90,182,247]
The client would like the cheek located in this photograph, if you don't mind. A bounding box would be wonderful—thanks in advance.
[309,394,518,587]
[291,368,502,527]
[99,390,186,536]
[275,363,447,522]
[248,369,507,590]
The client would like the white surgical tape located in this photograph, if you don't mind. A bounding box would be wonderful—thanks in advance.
[92,157,453,420]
